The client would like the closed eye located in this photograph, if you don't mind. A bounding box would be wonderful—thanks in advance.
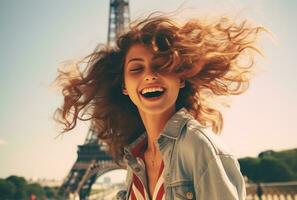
[130,67,143,72]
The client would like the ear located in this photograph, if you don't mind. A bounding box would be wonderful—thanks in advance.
[179,78,185,89]
[122,84,128,95]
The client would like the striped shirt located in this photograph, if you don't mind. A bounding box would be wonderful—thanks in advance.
[129,160,165,200]
[128,138,165,200]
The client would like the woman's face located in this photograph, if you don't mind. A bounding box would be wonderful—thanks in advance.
[123,43,184,116]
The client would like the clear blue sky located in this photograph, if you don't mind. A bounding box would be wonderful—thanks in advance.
[0,0,296,181]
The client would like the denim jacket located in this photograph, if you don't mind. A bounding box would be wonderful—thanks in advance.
[117,108,246,200]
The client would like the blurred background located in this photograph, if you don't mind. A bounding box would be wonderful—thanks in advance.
[0,0,296,199]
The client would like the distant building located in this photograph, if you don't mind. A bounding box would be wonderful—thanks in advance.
[28,178,62,187]
[103,177,111,184]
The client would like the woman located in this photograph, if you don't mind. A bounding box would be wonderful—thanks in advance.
[55,13,264,199]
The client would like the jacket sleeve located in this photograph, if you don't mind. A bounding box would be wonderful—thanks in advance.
[194,154,246,200]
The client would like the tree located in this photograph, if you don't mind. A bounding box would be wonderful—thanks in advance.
[6,176,27,199]
[44,186,55,199]
[26,183,45,199]
[255,157,294,182]
[239,157,260,182]
[0,179,16,199]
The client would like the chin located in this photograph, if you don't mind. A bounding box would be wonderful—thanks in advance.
[139,104,176,116]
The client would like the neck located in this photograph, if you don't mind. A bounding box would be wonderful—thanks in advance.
[138,107,175,154]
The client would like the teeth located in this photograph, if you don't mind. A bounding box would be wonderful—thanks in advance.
[141,87,164,95]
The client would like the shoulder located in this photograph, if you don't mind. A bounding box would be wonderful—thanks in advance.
[175,119,239,178]
[177,119,234,157]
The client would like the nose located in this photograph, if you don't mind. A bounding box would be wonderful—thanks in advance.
[144,72,158,81]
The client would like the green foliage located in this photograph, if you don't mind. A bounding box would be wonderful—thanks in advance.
[43,186,56,199]
[239,148,297,183]
[238,157,260,181]
[0,178,16,199]
[255,157,294,182]
[26,183,46,199]
[270,149,297,175]
[6,176,27,199]
[0,176,62,200]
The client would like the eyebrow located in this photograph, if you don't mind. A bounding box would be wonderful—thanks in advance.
[126,55,162,65]
[127,58,144,65]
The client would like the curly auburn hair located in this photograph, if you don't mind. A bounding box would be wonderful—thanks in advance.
[54,13,265,162]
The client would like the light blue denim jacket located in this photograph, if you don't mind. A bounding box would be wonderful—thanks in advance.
[118,108,246,200]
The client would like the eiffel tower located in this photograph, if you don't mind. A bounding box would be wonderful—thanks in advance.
[59,1,130,199]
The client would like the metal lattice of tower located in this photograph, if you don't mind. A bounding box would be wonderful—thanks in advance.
[59,1,130,199]
[58,130,122,200]
[108,0,131,46]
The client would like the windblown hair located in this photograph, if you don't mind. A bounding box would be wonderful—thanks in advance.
[54,13,265,162]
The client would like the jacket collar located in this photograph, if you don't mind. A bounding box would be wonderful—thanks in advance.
[160,107,193,139]
[124,107,193,157]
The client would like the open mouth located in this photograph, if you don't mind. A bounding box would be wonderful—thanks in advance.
[142,91,164,98]
[140,87,165,99]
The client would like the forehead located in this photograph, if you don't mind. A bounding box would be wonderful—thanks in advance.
[125,44,154,64]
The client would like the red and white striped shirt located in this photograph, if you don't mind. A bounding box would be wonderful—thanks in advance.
[128,138,165,200]
[129,160,165,200]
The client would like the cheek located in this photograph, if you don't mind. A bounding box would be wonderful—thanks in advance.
[166,75,181,87]
[168,78,180,95]
[168,78,182,95]
[124,74,138,93]
[123,71,131,86]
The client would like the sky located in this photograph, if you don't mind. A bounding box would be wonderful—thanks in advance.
[0,0,296,182]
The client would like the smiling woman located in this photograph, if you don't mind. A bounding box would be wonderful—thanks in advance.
[54,12,265,200]
[122,43,184,117]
